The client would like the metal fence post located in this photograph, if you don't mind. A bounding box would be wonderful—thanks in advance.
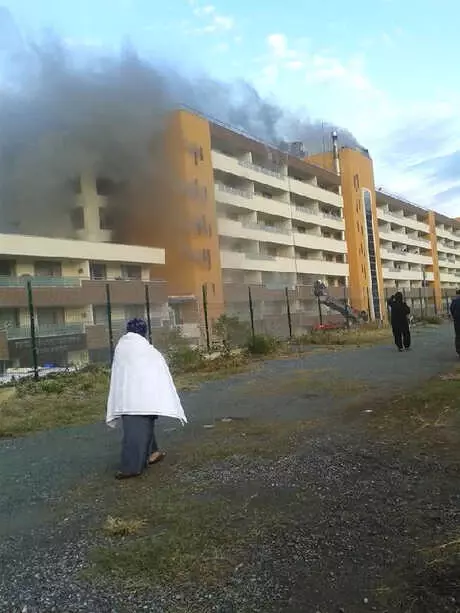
[145,284,152,344]
[202,284,210,351]
[419,287,424,318]
[27,280,39,381]
[433,287,438,316]
[445,291,450,316]
[344,286,350,329]
[105,283,114,363]
[317,295,323,327]
[248,286,256,342]
[285,287,293,339]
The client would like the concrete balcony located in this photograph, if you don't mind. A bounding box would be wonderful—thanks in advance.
[436,227,460,243]
[292,206,345,231]
[5,323,85,340]
[440,272,460,284]
[215,185,291,219]
[379,248,432,266]
[382,268,431,282]
[377,209,429,233]
[212,150,287,191]
[219,250,296,273]
[217,218,293,246]
[293,232,347,254]
[378,230,431,249]
[295,258,348,277]
[288,176,343,208]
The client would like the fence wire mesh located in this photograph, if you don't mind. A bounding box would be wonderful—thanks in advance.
[0,278,457,379]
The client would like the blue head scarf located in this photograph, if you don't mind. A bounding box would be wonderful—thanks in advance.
[126,318,148,338]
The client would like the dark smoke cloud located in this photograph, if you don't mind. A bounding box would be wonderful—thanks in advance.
[0,10,362,237]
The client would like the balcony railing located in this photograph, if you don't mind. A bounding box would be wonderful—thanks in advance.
[0,276,82,287]
[216,183,253,199]
[243,222,290,236]
[239,159,285,180]
[3,323,85,339]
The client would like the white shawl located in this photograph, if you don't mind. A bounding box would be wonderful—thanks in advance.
[106,332,187,428]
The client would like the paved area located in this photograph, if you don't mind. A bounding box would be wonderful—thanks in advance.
[0,324,458,612]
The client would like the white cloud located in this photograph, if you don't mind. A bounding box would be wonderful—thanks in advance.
[188,2,234,34]
[252,32,460,214]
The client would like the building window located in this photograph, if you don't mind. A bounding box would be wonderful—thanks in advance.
[99,207,112,231]
[37,308,65,328]
[90,262,107,280]
[96,178,116,196]
[353,174,360,190]
[34,261,62,277]
[0,260,14,277]
[124,305,146,320]
[92,305,108,325]
[71,207,85,230]
[121,264,142,280]
[194,151,198,165]
[0,308,19,329]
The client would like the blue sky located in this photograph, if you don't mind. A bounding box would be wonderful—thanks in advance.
[2,0,460,215]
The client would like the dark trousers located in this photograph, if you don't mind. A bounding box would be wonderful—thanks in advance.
[120,415,158,475]
[392,323,411,350]
[455,320,460,356]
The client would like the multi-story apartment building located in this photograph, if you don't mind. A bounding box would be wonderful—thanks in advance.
[2,107,459,362]
[0,232,168,369]
[308,143,460,316]
[122,110,350,326]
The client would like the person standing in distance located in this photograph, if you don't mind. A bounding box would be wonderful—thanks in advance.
[449,289,460,357]
[388,291,411,352]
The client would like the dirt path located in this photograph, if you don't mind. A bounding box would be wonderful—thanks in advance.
[0,324,458,612]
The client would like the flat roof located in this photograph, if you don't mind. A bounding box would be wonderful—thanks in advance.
[0,234,165,265]
[375,188,430,218]
[209,122,342,187]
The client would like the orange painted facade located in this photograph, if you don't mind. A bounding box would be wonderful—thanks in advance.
[428,211,442,310]
[120,110,224,320]
[308,149,386,318]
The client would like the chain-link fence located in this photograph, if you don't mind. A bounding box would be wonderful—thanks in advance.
[199,283,459,350]
[383,286,457,319]
[200,283,377,350]
[0,279,200,379]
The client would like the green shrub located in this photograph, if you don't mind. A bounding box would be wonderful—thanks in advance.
[167,345,204,373]
[212,315,250,349]
[246,334,277,355]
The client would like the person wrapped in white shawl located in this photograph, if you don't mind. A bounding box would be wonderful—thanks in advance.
[106,318,187,479]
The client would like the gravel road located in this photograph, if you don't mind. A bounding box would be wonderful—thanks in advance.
[0,324,458,612]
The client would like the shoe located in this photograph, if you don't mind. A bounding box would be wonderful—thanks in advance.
[115,471,141,480]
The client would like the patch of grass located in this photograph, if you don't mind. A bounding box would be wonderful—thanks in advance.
[0,354,253,438]
[103,516,147,537]
[0,367,110,438]
[175,418,316,468]
[361,368,460,454]
[83,418,314,589]
[376,534,460,611]
[239,368,371,399]
[299,325,391,347]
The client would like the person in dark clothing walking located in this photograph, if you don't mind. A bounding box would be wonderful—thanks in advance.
[388,291,411,351]
[449,290,460,357]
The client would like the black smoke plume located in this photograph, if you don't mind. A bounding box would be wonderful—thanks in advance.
[0,9,361,238]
